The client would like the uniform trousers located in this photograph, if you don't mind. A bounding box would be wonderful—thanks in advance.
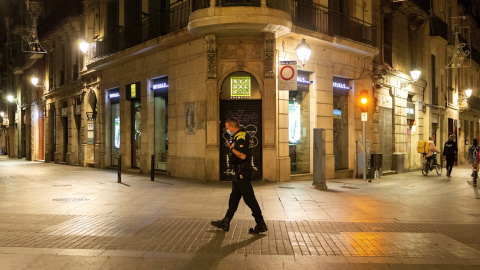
[225,167,263,223]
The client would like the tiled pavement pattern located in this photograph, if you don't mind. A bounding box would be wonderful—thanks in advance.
[1,213,480,259]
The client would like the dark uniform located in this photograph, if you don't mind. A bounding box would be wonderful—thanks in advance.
[225,128,264,223]
[443,139,457,177]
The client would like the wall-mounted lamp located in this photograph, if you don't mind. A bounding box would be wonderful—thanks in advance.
[295,38,311,66]
[79,41,90,55]
[31,75,39,86]
[7,95,15,103]
[465,88,472,98]
[401,69,421,88]
[0,111,4,117]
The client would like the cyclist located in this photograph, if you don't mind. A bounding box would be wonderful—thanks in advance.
[467,138,480,187]
[425,137,440,171]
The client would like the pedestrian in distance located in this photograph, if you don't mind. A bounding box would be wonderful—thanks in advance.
[467,138,480,186]
[211,117,268,234]
[443,134,457,177]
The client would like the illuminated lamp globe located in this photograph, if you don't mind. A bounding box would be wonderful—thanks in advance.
[465,88,473,98]
[410,69,421,82]
[0,111,4,117]
[295,38,311,65]
[31,76,39,86]
[7,95,14,103]
[361,97,368,105]
[79,41,89,55]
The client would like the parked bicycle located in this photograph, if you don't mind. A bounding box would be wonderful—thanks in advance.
[421,152,442,176]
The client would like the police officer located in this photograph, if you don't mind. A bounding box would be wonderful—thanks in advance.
[211,117,268,234]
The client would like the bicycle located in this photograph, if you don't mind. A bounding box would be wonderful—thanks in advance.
[421,153,442,176]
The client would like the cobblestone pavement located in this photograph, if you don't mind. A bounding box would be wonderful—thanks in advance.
[1,156,480,269]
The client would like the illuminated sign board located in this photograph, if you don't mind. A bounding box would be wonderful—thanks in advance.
[131,84,136,98]
[333,82,350,89]
[289,100,301,144]
[152,76,169,90]
[109,92,120,99]
[231,77,251,98]
[126,82,140,100]
[153,83,168,89]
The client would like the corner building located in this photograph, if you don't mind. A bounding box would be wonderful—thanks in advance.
[81,0,377,181]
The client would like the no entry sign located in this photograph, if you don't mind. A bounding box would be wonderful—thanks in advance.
[278,61,297,90]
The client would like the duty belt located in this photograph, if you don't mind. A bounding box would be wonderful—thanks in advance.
[233,163,247,171]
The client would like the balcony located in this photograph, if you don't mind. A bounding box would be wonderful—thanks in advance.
[188,1,292,37]
[430,16,448,41]
[92,0,376,60]
[291,0,375,46]
[91,1,190,60]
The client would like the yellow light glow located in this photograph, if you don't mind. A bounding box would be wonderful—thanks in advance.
[361,97,368,104]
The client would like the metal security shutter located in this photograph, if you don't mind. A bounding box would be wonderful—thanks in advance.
[220,100,262,181]
[379,107,393,172]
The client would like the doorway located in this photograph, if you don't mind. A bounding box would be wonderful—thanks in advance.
[220,100,262,181]
[379,107,393,172]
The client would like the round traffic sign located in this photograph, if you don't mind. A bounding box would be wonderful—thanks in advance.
[280,66,295,81]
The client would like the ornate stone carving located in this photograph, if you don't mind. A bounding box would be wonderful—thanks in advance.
[218,41,262,59]
[205,35,217,79]
[264,34,275,78]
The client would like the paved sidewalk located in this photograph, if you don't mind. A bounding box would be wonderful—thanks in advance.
[1,156,480,269]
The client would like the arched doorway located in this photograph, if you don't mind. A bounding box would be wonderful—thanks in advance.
[219,71,262,181]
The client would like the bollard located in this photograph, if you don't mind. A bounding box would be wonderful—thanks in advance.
[117,154,121,183]
[151,155,155,181]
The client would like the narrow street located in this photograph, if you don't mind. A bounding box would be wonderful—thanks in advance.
[1,156,480,269]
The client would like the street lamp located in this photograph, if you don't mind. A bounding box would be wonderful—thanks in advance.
[410,69,421,82]
[401,69,422,88]
[465,88,473,98]
[7,95,14,103]
[295,38,311,66]
[0,112,3,117]
[79,41,90,55]
[31,75,39,86]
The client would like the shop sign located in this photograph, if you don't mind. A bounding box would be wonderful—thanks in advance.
[109,92,120,99]
[231,77,251,98]
[278,61,297,90]
[61,107,68,117]
[297,70,313,92]
[126,82,140,100]
[2,118,8,126]
[152,76,169,90]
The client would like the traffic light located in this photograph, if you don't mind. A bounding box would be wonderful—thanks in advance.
[360,90,368,112]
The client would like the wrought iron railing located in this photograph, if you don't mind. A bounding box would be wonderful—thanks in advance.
[218,0,260,6]
[92,1,190,60]
[92,0,376,60]
[291,0,376,46]
[410,0,430,13]
[430,16,448,41]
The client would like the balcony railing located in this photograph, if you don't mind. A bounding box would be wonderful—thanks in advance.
[291,0,376,46]
[217,0,260,6]
[430,16,448,41]
[92,0,375,60]
[410,0,430,13]
[91,1,190,60]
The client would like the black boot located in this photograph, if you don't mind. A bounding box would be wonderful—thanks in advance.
[249,220,268,234]
[211,217,231,231]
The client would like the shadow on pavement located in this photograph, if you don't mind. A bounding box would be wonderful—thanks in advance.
[178,230,266,270]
